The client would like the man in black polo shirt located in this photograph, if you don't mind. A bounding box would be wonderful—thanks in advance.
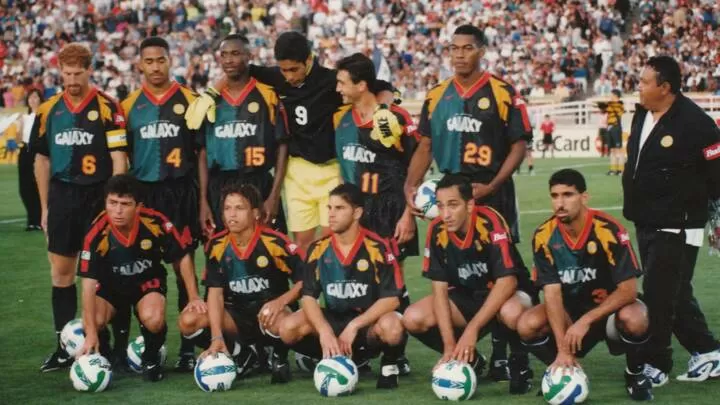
[622,56,720,386]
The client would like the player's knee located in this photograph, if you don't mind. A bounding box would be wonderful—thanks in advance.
[402,304,431,333]
[377,313,404,346]
[617,305,649,337]
[177,311,201,335]
[516,310,544,340]
[138,308,165,333]
[498,300,524,331]
[50,256,76,286]
[278,314,303,344]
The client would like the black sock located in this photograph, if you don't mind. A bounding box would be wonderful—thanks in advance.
[409,327,445,353]
[491,326,509,360]
[522,336,556,365]
[508,332,529,364]
[265,334,289,362]
[52,285,77,350]
[381,343,403,364]
[99,328,112,358]
[141,323,167,364]
[528,165,534,171]
[620,331,650,374]
[112,305,131,356]
[398,332,408,357]
[184,327,211,350]
[292,335,322,359]
[176,274,196,355]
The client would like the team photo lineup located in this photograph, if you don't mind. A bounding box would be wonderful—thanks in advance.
[2,0,720,403]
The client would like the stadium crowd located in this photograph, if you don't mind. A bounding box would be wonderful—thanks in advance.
[0,0,719,109]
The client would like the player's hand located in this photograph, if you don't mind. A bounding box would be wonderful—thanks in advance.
[199,200,215,237]
[201,339,229,358]
[471,182,496,201]
[77,333,99,358]
[394,210,416,244]
[262,196,280,226]
[258,298,287,331]
[564,319,590,354]
[184,298,208,314]
[185,87,220,130]
[404,184,424,217]
[435,344,456,370]
[319,330,344,358]
[550,351,579,371]
[451,329,477,364]
[370,104,403,149]
[337,323,358,356]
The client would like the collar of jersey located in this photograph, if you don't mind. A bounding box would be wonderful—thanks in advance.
[452,71,490,99]
[331,227,366,266]
[556,209,595,251]
[229,225,262,260]
[448,210,478,249]
[110,214,141,248]
[63,86,98,114]
[141,81,180,106]
[222,78,257,106]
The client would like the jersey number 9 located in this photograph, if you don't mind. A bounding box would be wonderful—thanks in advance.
[294,106,308,126]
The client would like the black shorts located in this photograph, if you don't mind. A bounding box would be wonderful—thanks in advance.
[324,309,373,351]
[226,302,264,344]
[208,170,287,234]
[542,133,553,145]
[448,288,496,338]
[467,177,520,243]
[607,125,622,149]
[361,191,419,260]
[96,276,168,310]
[137,176,201,251]
[47,180,105,256]
[568,298,646,357]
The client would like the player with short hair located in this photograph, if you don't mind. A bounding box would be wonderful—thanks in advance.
[516,169,652,400]
[402,174,536,394]
[606,89,624,175]
[122,36,203,371]
[195,34,289,236]
[279,183,406,389]
[178,182,304,384]
[76,174,204,382]
[31,42,128,372]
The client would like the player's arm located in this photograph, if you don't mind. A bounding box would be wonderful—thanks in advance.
[203,287,229,356]
[432,280,456,363]
[404,99,433,214]
[473,140,526,200]
[105,99,129,174]
[301,248,343,358]
[543,283,577,368]
[197,147,214,234]
[110,151,127,174]
[29,114,50,232]
[177,253,206,313]
[78,277,100,356]
[248,65,285,87]
[265,105,289,223]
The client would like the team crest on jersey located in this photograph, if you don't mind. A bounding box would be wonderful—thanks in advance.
[477,97,490,110]
[660,135,673,148]
[87,110,99,121]
[356,259,369,271]
[173,103,185,115]
[256,255,269,268]
[586,241,597,254]
[141,239,152,250]
[248,102,259,113]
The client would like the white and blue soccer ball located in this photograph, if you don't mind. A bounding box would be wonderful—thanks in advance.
[70,353,112,392]
[541,366,589,404]
[60,318,85,357]
[313,356,359,397]
[126,335,167,373]
[194,352,237,392]
[431,360,477,401]
[415,179,440,219]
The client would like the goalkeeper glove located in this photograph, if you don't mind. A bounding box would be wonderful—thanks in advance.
[185,87,220,130]
[370,104,404,149]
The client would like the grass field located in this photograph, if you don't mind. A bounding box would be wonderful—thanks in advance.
[1,158,719,404]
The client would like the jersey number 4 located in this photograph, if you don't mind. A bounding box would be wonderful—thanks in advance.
[166,148,182,168]
[463,143,492,166]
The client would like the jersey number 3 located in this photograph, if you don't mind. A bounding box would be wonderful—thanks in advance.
[463,143,492,166]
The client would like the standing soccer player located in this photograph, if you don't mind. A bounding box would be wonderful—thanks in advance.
[122,37,203,371]
[402,175,536,394]
[333,54,417,375]
[606,89,624,175]
[517,169,652,400]
[195,34,289,236]
[76,175,204,382]
[540,114,555,159]
[31,43,128,372]
[279,184,406,389]
[403,24,533,379]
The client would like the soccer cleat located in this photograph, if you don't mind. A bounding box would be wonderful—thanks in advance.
[489,358,510,382]
[676,350,720,382]
[470,353,488,377]
[234,344,262,378]
[397,355,411,376]
[142,360,165,382]
[109,350,131,373]
[625,369,653,400]
[270,354,291,384]
[174,353,196,373]
[40,349,72,372]
[508,354,533,394]
[643,364,669,387]
[376,363,399,389]
[294,352,318,372]
[356,358,372,375]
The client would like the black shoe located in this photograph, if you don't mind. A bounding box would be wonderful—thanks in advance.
[294,352,318,372]
[110,351,131,373]
[509,353,533,394]
[376,362,399,389]
[356,358,372,375]
[270,355,291,384]
[625,369,653,401]
[234,344,261,378]
[470,353,488,377]
[174,353,196,372]
[606,170,614,176]
[142,360,165,382]
[489,358,510,382]
[397,355,411,376]
[40,349,72,372]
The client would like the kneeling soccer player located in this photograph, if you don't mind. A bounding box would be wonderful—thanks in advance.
[279,183,406,389]
[76,174,204,382]
[402,174,536,394]
[516,169,652,401]
[178,182,304,383]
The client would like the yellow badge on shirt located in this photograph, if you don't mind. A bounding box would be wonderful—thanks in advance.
[173,104,185,115]
[477,97,491,110]
[661,135,673,148]
[357,259,369,272]
[256,255,269,268]
[587,241,597,254]
[248,102,259,114]
[87,110,99,121]
[141,239,152,250]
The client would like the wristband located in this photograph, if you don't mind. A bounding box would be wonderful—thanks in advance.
[210,335,224,342]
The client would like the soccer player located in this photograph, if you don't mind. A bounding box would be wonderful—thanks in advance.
[196,34,289,235]
[404,24,533,379]
[278,184,406,389]
[178,183,304,383]
[122,36,203,371]
[605,89,624,175]
[187,31,342,252]
[540,114,555,159]
[333,54,417,375]
[516,169,652,400]
[75,175,204,382]
[31,43,128,372]
[402,174,536,394]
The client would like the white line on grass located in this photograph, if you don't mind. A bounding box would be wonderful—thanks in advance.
[0,218,24,224]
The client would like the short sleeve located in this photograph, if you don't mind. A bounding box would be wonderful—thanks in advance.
[301,242,323,298]
[479,209,518,280]
[104,98,128,151]
[532,232,560,288]
[417,98,432,138]
[422,223,448,282]
[377,242,403,299]
[78,220,107,279]
[507,90,533,144]
[29,111,48,156]
[608,229,642,285]
[159,217,187,264]
[204,252,226,288]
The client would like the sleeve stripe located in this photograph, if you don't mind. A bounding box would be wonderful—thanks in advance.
[476,206,514,268]
[107,129,127,147]
[80,215,108,272]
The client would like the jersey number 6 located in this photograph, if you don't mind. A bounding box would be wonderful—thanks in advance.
[82,155,96,175]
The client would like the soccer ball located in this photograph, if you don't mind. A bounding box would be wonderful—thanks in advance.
[70,353,112,392]
[126,335,167,373]
[194,352,237,392]
[414,179,439,219]
[313,356,359,397]
[431,360,477,401]
[60,318,85,357]
[541,366,589,404]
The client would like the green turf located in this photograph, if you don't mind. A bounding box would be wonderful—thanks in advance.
[1,158,719,404]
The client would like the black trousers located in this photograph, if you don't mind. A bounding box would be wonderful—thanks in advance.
[636,227,718,372]
[18,144,40,227]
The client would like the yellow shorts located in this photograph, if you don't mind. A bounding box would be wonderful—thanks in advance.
[283,156,341,233]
